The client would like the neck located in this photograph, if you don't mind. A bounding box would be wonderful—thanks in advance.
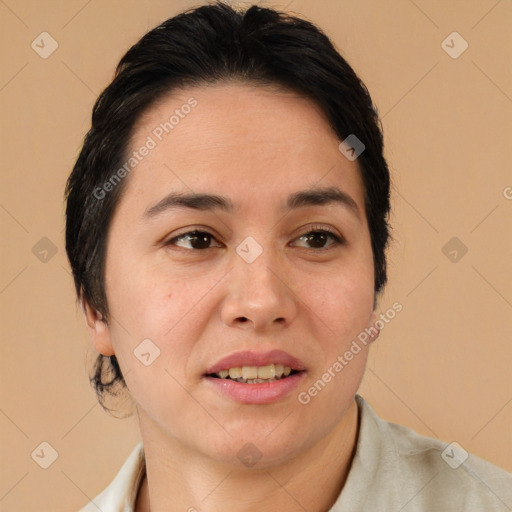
[135,400,359,512]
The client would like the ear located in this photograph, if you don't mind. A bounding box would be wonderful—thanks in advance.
[81,298,115,356]
[367,311,381,344]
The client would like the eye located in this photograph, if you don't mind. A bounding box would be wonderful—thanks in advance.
[293,227,344,250]
[165,226,344,251]
[166,230,222,250]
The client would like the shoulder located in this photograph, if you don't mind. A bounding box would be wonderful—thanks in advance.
[386,416,511,509]
[336,396,512,511]
[78,442,145,512]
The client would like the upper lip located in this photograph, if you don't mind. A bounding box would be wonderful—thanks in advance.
[204,349,306,375]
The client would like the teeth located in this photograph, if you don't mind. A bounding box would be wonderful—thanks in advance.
[236,378,277,384]
[242,366,258,380]
[228,367,242,379]
[215,364,294,381]
[257,365,275,379]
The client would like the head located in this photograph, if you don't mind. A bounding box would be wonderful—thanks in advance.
[65,1,391,463]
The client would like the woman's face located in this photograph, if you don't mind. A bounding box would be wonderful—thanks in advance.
[88,82,377,466]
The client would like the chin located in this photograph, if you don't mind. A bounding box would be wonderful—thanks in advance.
[197,423,318,470]
[208,441,306,470]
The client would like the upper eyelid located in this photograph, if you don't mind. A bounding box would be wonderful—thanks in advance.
[168,226,343,247]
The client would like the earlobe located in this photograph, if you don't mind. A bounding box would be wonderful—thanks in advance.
[367,311,381,344]
[81,299,115,356]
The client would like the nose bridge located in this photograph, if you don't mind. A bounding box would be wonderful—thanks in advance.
[236,238,283,303]
[240,242,280,295]
[221,236,296,330]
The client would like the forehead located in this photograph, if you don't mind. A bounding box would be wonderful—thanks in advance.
[118,82,366,219]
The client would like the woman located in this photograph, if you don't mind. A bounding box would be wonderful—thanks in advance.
[65,2,511,511]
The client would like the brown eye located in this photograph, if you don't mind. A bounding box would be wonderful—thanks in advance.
[294,229,343,250]
[167,230,220,250]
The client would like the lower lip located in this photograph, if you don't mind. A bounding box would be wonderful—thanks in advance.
[204,372,305,404]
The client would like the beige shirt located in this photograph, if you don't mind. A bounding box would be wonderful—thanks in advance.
[79,395,512,511]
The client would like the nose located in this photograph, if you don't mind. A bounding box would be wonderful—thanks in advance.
[220,245,298,333]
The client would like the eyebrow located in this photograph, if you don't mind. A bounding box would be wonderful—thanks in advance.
[144,186,360,220]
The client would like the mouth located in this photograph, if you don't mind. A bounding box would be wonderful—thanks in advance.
[206,364,303,384]
[202,349,306,403]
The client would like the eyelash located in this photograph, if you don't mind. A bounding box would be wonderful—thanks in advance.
[165,225,344,251]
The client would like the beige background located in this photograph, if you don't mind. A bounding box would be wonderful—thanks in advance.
[1,0,511,510]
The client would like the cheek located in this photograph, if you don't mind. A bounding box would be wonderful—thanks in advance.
[107,267,218,374]
[105,274,200,415]
[304,262,374,344]
[298,269,373,421]
[107,260,187,334]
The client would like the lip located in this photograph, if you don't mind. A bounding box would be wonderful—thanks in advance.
[204,349,306,375]
[204,372,305,404]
